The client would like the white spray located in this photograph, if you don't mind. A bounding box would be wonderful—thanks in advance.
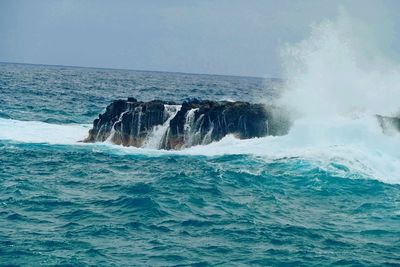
[279,9,400,119]
[184,9,400,184]
[1,9,400,184]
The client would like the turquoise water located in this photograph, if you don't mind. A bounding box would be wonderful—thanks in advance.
[1,63,399,266]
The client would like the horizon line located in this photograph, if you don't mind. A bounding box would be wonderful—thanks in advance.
[0,61,283,80]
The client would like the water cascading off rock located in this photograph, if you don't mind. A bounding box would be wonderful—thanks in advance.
[83,98,292,149]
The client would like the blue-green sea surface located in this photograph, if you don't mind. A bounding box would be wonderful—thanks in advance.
[0,63,399,266]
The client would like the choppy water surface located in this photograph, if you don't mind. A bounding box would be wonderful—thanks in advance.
[0,63,399,266]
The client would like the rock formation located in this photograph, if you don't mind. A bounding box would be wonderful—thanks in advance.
[84,98,291,149]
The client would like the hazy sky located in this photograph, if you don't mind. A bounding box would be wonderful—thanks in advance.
[1,0,399,77]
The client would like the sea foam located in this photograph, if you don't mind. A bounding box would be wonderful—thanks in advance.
[0,118,90,145]
[1,10,400,185]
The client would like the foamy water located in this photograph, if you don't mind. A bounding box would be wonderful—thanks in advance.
[1,8,400,265]
[0,118,91,144]
[1,115,399,185]
[3,15,400,184]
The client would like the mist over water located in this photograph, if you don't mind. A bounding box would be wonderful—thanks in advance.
[1,10,399,186]
[280,8,400,118]
[245,9,400,184]
[1,8,400,266]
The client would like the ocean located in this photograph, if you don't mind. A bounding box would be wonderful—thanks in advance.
[0,62,399,266]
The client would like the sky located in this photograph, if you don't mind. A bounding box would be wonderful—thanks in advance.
[1,0,399,77]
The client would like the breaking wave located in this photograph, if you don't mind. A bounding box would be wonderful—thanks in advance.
[1,10,400,185]
[1,115,399,185]
[0,118,90,145]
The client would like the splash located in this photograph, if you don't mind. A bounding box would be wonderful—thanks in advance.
[173,9,400,185]
[1,116,399,184]
[280,9,400,119]
[1,10,399,185]
[251,8,400,184]
[182,117,400,184]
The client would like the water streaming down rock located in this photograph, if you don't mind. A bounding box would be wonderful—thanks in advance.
[183,108,200,147]
[376,115,400,135]
[143,105,181,149]
[85,98,167,147]
[84,98,292,149]
[84,98,400,150]
[106,110,129,142]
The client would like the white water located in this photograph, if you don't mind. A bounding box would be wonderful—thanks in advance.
[0,118,90,145]
[239,9,400,184]
[183,117,400,185]
[182,108,213,147]
[1,115,399,184]
[279,10,400,118]
[184,10,400,185]
[143,105,181,149]
[183,108,199,147]
[106,110,129,142]
[1,10,400,185]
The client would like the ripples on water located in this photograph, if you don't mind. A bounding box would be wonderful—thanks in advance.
[0,63,281,124]
[0,63,399,266]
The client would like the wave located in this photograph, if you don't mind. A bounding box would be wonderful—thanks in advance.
[184,116,400,185]
[2,11,400,185]
[1,116,399,185]
[0,118,90,145]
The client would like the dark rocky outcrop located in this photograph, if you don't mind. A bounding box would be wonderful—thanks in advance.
[84,98,291,149]
[376,115,400,134]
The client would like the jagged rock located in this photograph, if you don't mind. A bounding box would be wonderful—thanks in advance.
[84,98,292,149]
